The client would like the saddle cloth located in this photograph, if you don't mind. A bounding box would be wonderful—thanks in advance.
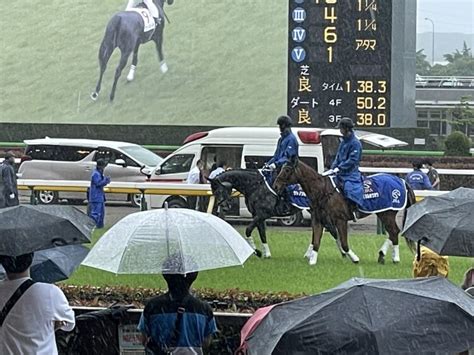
[128,8,156,32]
[259,169,310,210]
[357,173,407,213]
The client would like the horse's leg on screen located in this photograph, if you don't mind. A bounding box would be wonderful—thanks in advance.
[127,42,140,82]
[153,24,168,73]
[110,49,132,102]
[307,215,323,265]
[245,218,262,258]
[336,219,359,263]
[256,219,271,258]
[378,211,401,264]
[91,37,115,101]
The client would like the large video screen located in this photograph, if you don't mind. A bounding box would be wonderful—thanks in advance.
[0,1,288,126]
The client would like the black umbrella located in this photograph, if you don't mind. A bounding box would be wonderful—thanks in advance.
[241,278,474,355]
[402,187,474,257]
[0,244,89,283]
[0,205,94,256]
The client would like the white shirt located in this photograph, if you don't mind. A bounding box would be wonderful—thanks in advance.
[0,277,75,355]
[186,166,201,184]
[208,167,225,180]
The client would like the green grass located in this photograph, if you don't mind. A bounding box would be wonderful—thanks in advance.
[66,228,473,295]
[0,0,287,126]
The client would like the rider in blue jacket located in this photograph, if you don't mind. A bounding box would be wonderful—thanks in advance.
[323,117,363,221]
[266,115,299,170]
[88,159,111,228]
[406,161,432,190]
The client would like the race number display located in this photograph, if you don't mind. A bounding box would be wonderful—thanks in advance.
[288,0,392,128]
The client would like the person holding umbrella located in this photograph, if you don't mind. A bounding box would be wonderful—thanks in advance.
[0,253,75,354]
[0,151,19,208]
[138,255,218,354]
[88,159,111,228]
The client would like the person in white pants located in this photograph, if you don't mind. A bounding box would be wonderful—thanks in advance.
[127,0,160,25]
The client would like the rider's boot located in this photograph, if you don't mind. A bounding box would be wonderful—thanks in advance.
[154,16,161,27]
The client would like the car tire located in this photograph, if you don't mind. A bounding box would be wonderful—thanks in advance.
[38,190,58,205]
[130,193,142,208]
[165,198,188,209]
[278,211,303,227]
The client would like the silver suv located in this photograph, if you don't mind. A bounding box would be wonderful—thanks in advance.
[18,138,163,206]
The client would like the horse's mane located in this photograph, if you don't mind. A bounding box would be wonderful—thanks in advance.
[294,160,334,200]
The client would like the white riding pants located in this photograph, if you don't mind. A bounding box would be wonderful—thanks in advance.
[126,0,159,18]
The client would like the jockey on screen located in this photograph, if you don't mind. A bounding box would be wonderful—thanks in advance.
[323,117,363,221]
[127,0,161,26]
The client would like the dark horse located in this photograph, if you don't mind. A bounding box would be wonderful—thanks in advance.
[273,161,416,265]
[91,0,173,102]
[209,169,337,259]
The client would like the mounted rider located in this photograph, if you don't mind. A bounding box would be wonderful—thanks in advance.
[264,115,299,173]
[126,0,162,26]
[323,117,363,221]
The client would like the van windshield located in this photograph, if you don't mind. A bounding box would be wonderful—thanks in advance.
[120,146,163,167]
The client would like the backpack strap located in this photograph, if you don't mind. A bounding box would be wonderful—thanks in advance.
[168,294,190,348]
[0,279,35,327]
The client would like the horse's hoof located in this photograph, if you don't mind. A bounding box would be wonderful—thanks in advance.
[160,62,168,73]
[392,260,400,264]
[340,252,346,258]
[126,75,134,82]
[378,251,385,265]
[90,92,98,101]
[254,249,262,258]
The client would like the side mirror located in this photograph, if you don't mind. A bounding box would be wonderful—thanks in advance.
[115,158,126,167]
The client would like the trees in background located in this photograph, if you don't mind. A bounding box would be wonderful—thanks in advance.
[416,42,474,76]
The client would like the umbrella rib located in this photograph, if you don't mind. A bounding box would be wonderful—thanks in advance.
[204,218,245,262]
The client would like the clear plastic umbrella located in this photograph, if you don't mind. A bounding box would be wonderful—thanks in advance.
[82,207,254,274]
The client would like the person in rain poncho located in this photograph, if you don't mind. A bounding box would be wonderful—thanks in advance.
[0,152,19,208]
[0,253,75,354]
[405,160,432,190]
[323,117,363,221]
[138,255,217,354]
[88,159,111,228]
[412,245,449,278]
[264,115,299,172]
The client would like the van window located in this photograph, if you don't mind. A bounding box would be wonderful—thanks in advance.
[96,148,140,168]
[321,135,340,169]
[300,157,318,171]
[25,145,94,162]
[159,154,194,175]
[244,156,272,169]
[201,146,243,171]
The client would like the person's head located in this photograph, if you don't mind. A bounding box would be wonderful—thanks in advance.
[96,158,108,171]
[412,160,423,170]
[336,117,354,137]
[162,255,199,297]
[196,159,204,170]
[276,115,292,133]
[3,151,16,165]
[217,160,227,169]
[0,253,34,277]
[424,159,434,169]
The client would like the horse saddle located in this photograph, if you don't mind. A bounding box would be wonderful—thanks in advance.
[127,8,156,32]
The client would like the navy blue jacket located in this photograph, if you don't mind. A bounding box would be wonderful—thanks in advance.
[267,129,299,167]
[89,169,110,202]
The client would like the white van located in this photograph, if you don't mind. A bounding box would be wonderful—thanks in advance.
[146,127,407,225]
[18,138,163,206]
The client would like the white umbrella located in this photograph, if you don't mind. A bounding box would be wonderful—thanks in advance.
[81,207,254,274]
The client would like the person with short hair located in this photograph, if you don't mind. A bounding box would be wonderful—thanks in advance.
[424,159,440,190]
[405,161,432,190]
[186,159,204,210]
[88,159,111,228]
[208,160,227,180]
[0,151,19,208]
[0,253,75,354]
[138,256,217,354]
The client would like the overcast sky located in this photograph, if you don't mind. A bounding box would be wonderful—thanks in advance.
[417,0,473,34]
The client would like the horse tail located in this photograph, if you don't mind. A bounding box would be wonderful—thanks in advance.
[403,182,417,253]
[99,14,121,62]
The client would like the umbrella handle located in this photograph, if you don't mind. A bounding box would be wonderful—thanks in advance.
[416,241,421,262]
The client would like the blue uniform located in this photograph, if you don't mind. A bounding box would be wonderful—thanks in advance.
[88,168,110,228]
[267,130,299,167]
[138,293,217,353]
[405,169,432,190]
[331,133,364,206]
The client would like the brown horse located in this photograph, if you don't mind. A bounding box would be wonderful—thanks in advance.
[273,161,416,265]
